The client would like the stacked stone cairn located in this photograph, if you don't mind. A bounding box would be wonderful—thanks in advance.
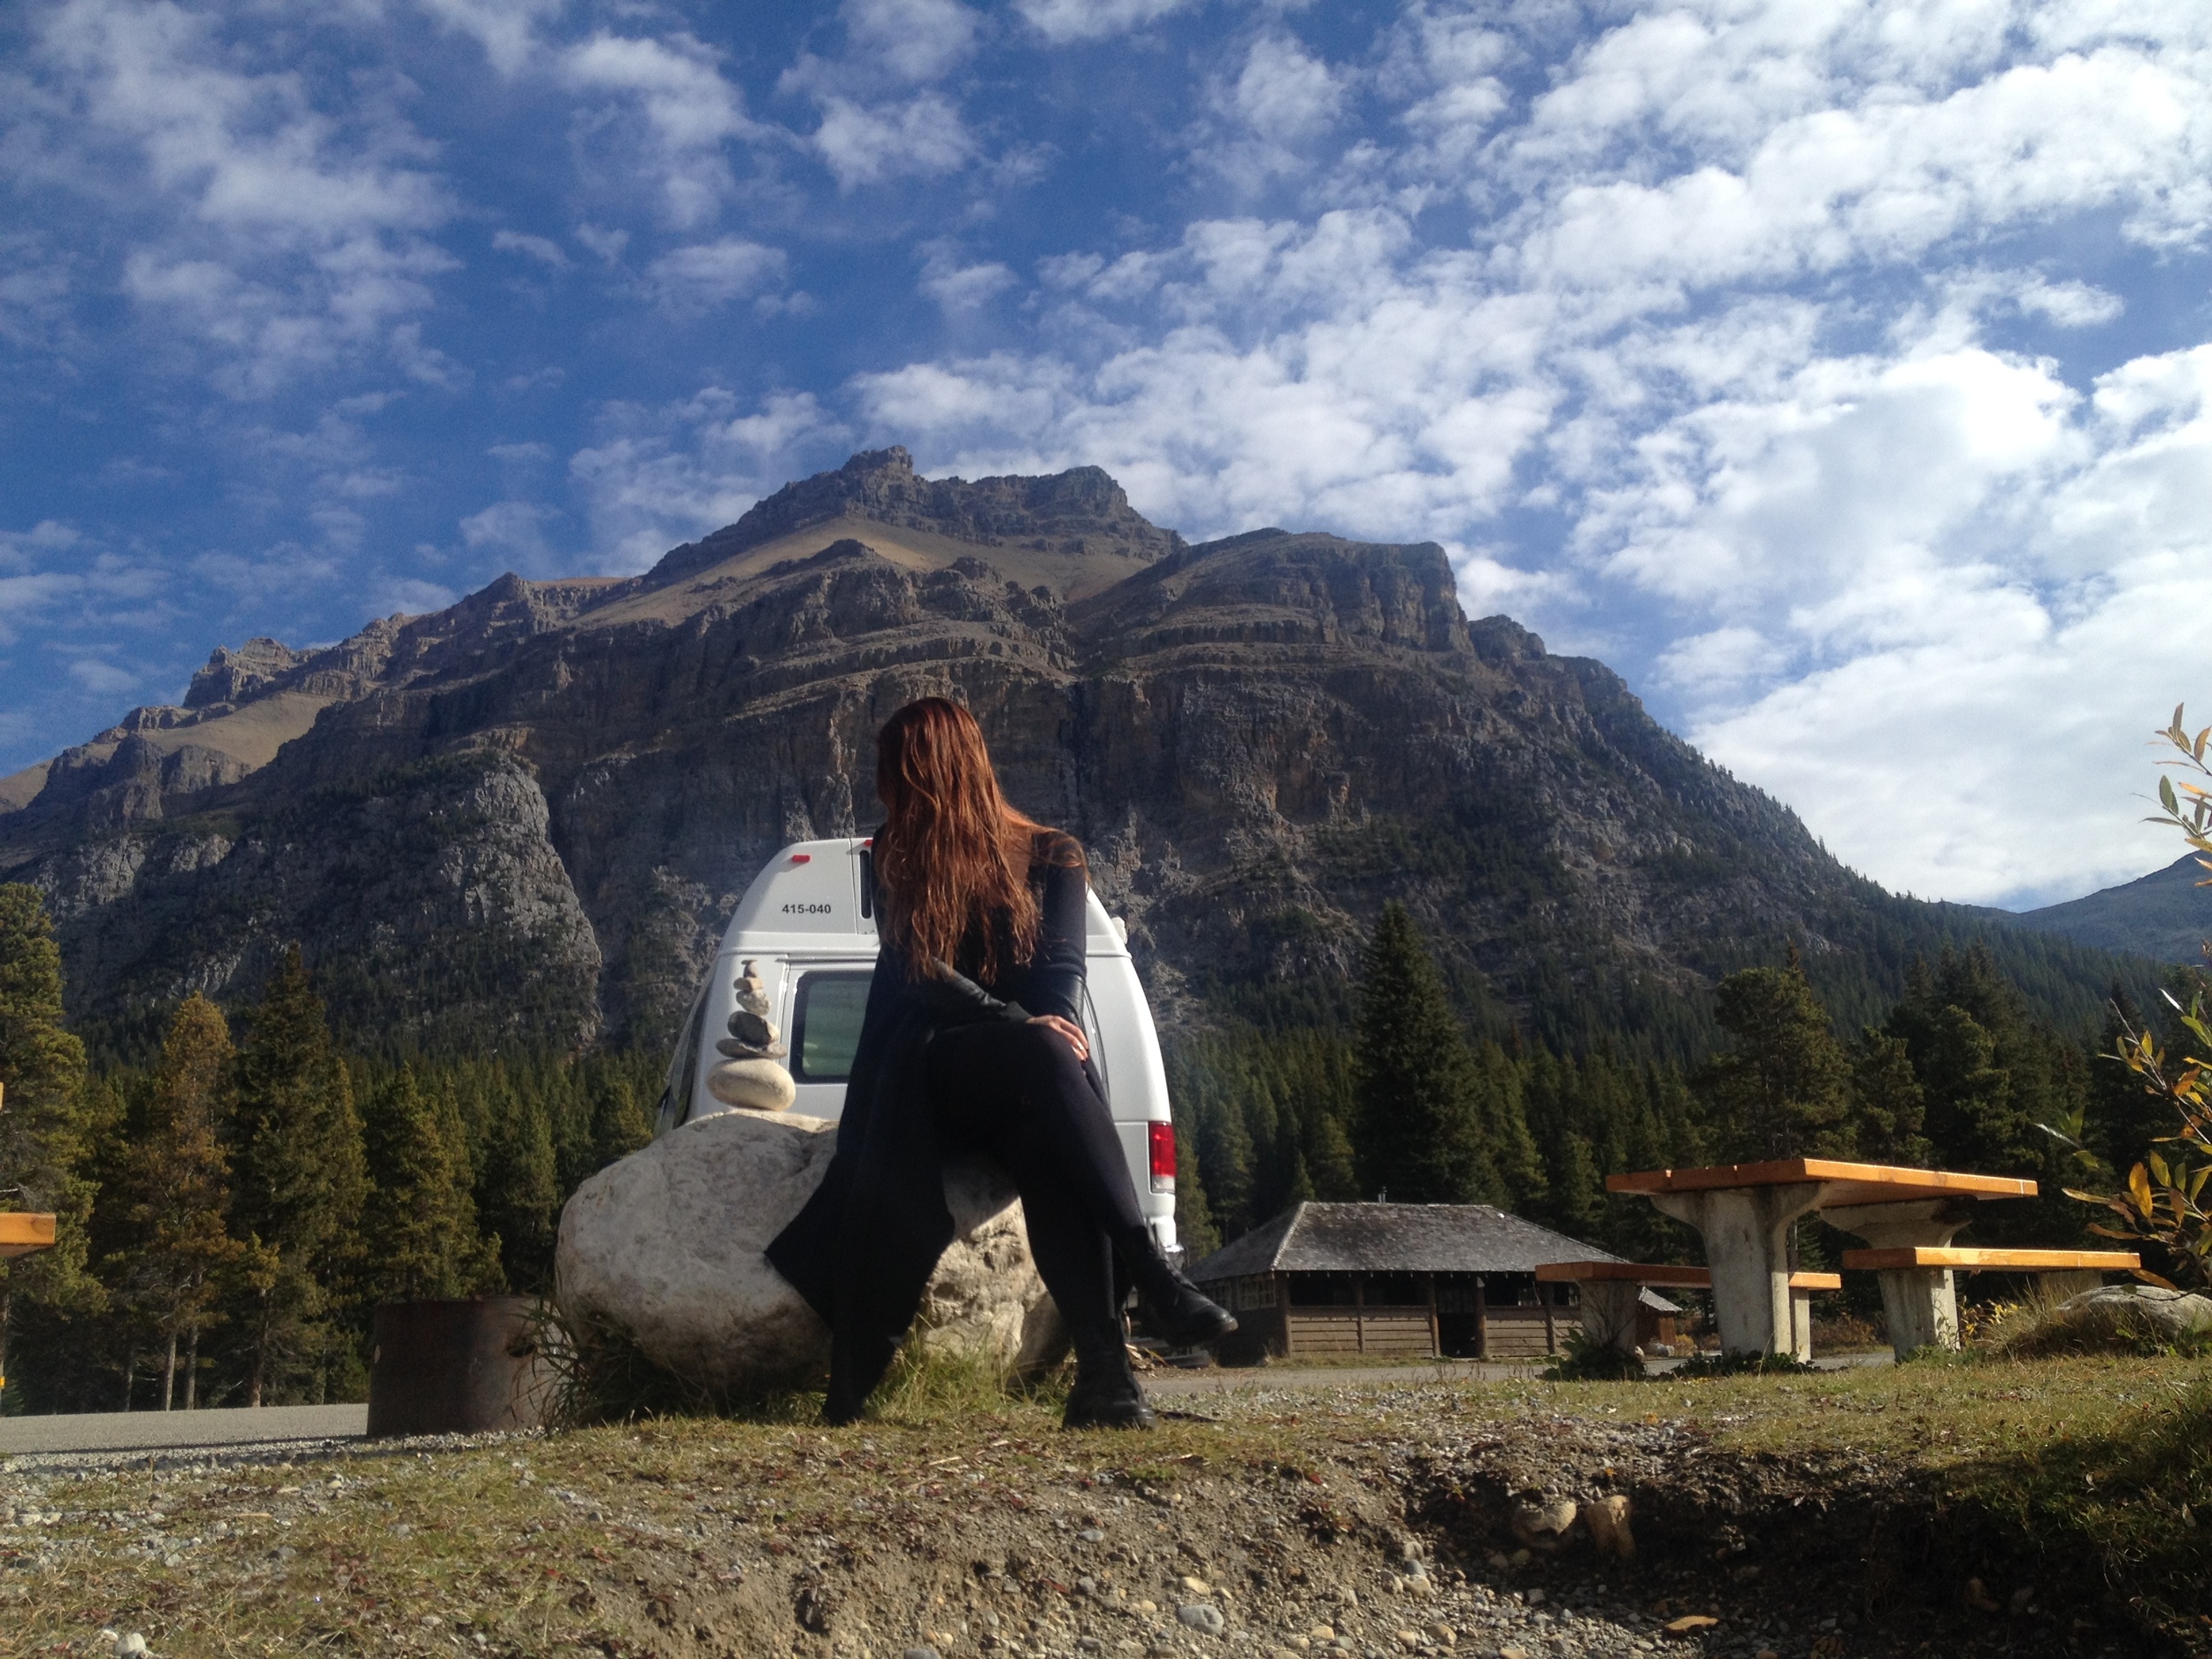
[703,958,798,1113]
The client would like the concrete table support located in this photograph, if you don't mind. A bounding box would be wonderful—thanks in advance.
[1824,1200,1972,1360]
[1646,1186,1826,1358]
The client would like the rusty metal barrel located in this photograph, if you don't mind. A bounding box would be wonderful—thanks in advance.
[366,1297,556,1437]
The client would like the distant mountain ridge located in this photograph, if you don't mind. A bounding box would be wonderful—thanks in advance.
[0,448,2158,1059]
[1999,855,2212,965]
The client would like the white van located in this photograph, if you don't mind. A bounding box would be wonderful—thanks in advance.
[655,837,1182,1262]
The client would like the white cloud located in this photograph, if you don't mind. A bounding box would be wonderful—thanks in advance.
[919,243,1016,311]
[458,499,560,569]
[811,92,976,188]
[569,389,849,572]
[35,0,457,393]
[416,0,563,79]
[1229,35,1344,148]
[842,0,984,84]
[646,237,788,312]
[373,575,461,614]
[2016,277,2124,327]
[1014,0,1194,46]
[492,228,570,269]
[557,31,762,227]
[66,657,139,695]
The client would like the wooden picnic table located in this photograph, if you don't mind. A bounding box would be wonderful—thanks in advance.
[1605,1159,2038,1358]
[0,1214,56,1260]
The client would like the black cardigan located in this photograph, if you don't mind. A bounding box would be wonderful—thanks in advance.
[764,831,1090,1421]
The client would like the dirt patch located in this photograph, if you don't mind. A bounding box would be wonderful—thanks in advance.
[0,1375,2196,1659]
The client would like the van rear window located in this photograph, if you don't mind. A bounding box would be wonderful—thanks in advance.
[792,971,873,1081]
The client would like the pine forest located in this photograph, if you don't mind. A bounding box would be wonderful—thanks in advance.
[0,877,2191,1414]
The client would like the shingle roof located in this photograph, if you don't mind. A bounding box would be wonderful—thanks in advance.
[1187,1202,1625,1281]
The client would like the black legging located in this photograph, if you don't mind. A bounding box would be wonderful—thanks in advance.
[926,1020,1147,1356]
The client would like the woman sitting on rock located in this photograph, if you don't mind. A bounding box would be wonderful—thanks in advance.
[767,695,1233,1428]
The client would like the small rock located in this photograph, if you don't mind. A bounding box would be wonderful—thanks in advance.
[705,1056,797,1112]
[1509,1496,1577,1551]
[904,1648,941,1659]
[1964,1578,2001,1614]
[1078,1528,1106,1543]
[1426,1626,1456,1647]
[1507,1548,1531,1568]
[2008,1586,2033,1614]
[1179,1603,1226,1635]
[1182,1574,1214,1594]
[1755,1650,1779,1659]
[1393,1632,1422,1652]
[118,1639,150,1659]
[1583,1494,1634,1560]
[1661,1615,1717,1635]
[1499,1647,1529,1659]
[1310,1626,1337,1642]
[1525,1589,1545,1608]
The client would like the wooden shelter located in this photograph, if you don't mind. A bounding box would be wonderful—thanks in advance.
[1187,1202,1673,1361]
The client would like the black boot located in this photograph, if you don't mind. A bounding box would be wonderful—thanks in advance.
[1120,1234,1238,1350]
[1064,1328,1154,1431]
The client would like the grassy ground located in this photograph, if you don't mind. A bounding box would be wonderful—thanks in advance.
[0,1355,2205,1659]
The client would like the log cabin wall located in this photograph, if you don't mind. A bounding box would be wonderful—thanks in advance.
[1212,1271,1582,1360]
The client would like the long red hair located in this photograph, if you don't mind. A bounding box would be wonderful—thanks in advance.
[872,697,1071,979]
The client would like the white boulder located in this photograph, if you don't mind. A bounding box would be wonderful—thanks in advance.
[556,1107,1064,1394]
[2055,1282,2212,1340]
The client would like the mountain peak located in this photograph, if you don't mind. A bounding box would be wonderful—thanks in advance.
[649,449,1184,583]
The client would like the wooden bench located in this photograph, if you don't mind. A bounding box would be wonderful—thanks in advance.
[0,1214,55,1260]
[1536,1261,1840,1357]
[1840,1247,2139,1356]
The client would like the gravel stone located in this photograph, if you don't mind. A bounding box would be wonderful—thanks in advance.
[1178,1603,1226,1635]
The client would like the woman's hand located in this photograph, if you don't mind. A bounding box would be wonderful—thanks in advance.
[1027,1014,1089,1062]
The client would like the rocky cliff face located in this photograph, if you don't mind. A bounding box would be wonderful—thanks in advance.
[0,448,1968,1055]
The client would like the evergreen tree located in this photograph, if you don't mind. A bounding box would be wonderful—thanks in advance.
[1171,1117,1220,1261]
[586,1064,654,1173]
[115,995,245,1409]
[1850,1030,1932,1164]
[1304,1109,1360,1201]
[478,1082,559,1288]
[1471,1041,1546,1210]
[360,1067,503,1304]
[0,885,97,1402]
[1194,1093,1256,1240]
[1695,956,1853,1159]
[229,946,368,1406]
[2087,985,2167,1171]
[1351,903,1488,1203]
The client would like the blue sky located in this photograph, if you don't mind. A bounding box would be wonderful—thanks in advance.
[4,0,2210,909]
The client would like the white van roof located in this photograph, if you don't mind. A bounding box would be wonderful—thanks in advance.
[718,836,1131,958]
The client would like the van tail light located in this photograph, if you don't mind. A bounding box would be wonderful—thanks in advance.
[1148,1120,1177,1194]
